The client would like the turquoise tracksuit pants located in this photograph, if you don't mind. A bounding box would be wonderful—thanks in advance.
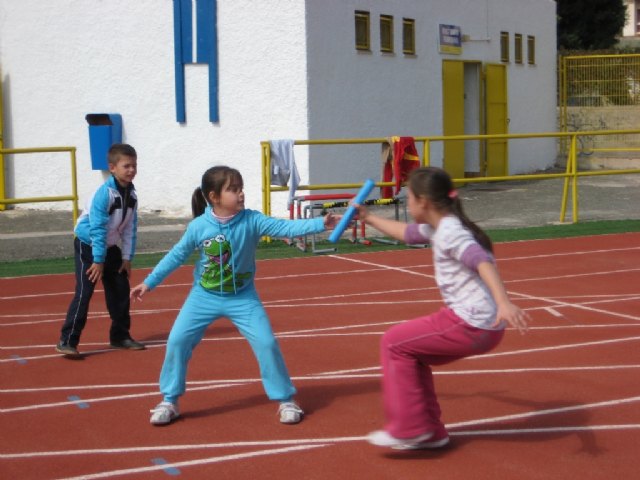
[159,284,296,404]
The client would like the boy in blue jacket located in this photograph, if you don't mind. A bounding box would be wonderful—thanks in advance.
[56,143,145,356]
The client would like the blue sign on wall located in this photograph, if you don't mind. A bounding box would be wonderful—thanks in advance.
[439,24,462,55]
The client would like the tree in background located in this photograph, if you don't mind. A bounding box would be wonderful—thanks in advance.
[557,0,627,50]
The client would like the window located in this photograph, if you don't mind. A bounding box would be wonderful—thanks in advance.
[402,18,416,54]
[500,31,509,63]
[355,11,370,50]
[527,35,536,65]
[380,15,394,53]
[514,33,523,64]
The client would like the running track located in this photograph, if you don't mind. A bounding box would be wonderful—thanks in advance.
[1,233,639,479]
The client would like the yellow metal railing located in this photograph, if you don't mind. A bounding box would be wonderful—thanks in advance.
[0,146,80,224]
[261,129,640,224]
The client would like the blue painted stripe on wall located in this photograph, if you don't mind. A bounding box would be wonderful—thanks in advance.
[201,0,219,122]
[180,0,193,63]
[196,0,211,63]
[173,0,187,122]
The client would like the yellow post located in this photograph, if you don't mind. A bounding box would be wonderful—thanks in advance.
[570,138,579,224]
[423,139,431,166]
[0,69,5,211]
[261,141,272,216]
[559,135,575,223]
[70,147,79,225]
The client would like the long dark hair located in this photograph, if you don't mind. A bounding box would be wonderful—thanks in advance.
[408,167,493,253]
[191,166,244,218]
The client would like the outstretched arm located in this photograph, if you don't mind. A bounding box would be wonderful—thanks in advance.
[478,261,530,334]
[355,204,408,241]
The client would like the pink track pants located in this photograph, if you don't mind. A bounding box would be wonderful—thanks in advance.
[381,307,504,438]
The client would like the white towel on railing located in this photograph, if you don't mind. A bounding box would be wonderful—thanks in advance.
[270,139,300,207]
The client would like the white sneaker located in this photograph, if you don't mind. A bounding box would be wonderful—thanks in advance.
[278,401,304,424]
[150,401,179,425]
[367,430,434,449]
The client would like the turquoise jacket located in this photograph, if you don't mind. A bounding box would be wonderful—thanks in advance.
[74,175,138,262]
[143,207,325,295]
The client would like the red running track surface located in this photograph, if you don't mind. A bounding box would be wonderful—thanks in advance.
[1,233,639,479]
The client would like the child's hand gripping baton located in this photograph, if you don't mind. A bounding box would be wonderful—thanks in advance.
[328,179,375,243]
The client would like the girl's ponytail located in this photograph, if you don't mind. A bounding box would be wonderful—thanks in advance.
[191,187,208,218]
[450,199,493,253]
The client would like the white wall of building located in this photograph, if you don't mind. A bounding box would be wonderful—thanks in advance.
[0,0,309,218]
[623,0,637,37]
[1,0,557,219]
[305,0,558,187]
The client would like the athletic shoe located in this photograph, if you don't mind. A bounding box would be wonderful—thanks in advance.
[150,402,179,425]
[367,429,437,449]
[110,338,146,350]
[278,401,304,424]
[55,343,80,357]
[393,426,450,450]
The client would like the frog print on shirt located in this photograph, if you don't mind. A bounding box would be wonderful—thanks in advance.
[200,234,251,292]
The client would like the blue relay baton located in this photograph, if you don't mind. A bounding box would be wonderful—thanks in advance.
[328,179,376,243]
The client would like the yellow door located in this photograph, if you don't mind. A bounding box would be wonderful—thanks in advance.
[484,64,508,177]
[442,60,465,180]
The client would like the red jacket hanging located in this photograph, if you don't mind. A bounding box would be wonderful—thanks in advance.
[381,136,420,198]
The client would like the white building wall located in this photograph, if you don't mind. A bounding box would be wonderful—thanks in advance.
[1,0,556,218]
[306,0,557,186]
[489,0,558,172]
[623,0,636,37]
[0,0,309,218]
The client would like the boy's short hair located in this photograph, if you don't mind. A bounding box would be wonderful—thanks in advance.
[108,143,137,165]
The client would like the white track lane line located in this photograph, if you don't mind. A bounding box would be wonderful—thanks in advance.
[53,444,331,480]
[5,424,640,462]
[447,395,640,429]
[468,335,640,359]
[5,423,640,462]
[544,307,564,317]
[510,291,640,322]
[0,382,253,414]
[2,323,640,364]
[4,357,640,412]
[331,254,435,278]
[4,364,640,395]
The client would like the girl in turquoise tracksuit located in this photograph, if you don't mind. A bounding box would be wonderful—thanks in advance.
[131,165,339,426]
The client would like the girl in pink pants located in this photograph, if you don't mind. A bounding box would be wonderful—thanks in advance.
[355,167,529,450]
